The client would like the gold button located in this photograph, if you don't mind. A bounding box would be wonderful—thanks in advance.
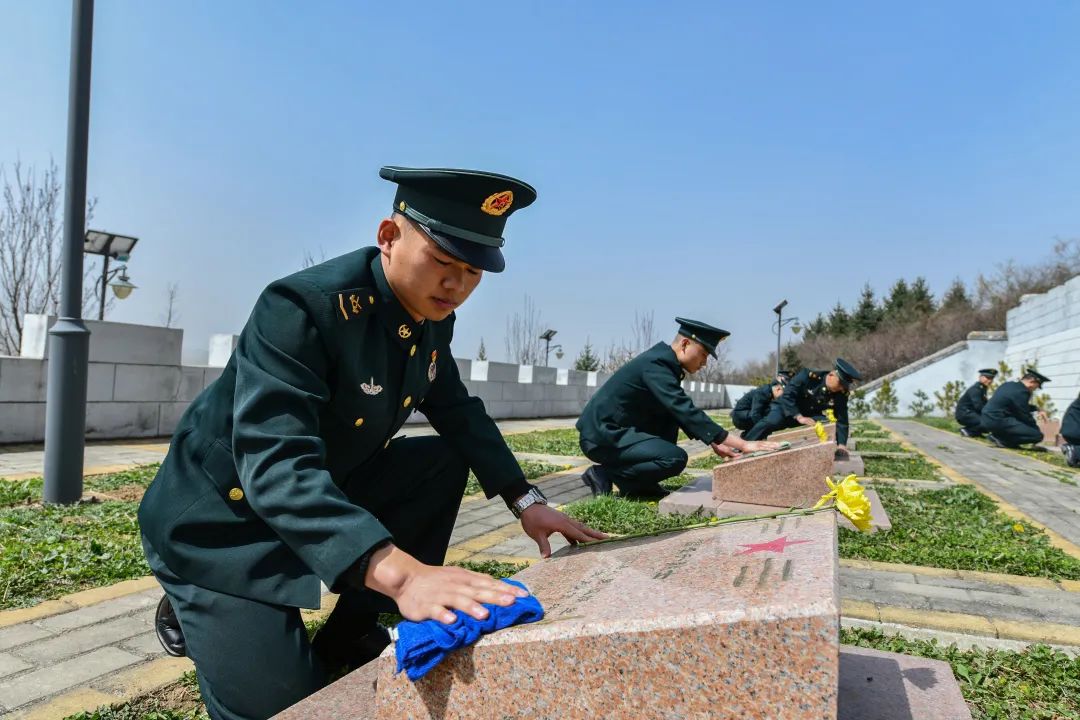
[410,345,417,357]
[354,417,364,427]
[403,396,412,407]
[369,295,375,305]
[228,487,244,501]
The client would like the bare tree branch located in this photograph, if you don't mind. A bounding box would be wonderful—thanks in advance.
[161,282,180,328]
[504,294,544,365]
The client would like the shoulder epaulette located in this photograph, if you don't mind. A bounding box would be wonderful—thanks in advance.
[332,287,376,321]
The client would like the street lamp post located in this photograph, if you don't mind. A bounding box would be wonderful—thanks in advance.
[539,329,563,367]
[771,300,801,377]
[84,230,139,319]
[43,0,95,505]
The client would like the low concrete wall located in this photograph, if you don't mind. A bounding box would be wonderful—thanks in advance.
[1,319,730,443]
[1004,275,1080,412]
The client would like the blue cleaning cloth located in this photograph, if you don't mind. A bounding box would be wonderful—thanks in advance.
[394,578,544,681]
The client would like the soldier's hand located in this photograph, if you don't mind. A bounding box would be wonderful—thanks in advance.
[520,504,607,558]
[366,544,527,625]
[711,442,739,458]
[743,441,780,453]
[796,415,816,427]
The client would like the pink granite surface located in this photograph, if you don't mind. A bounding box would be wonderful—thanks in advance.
[838,645,971,719]
[659,474,891,532]
[713,441,837,507]
[773,423,837,444]
[1038,417,1061,446]
[373,512,840,719]
[275,657,383,719]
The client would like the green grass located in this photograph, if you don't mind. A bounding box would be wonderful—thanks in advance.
[0,465,160,508]
[911,415,962,432]
[853,439,906,453]
[659,473,698,491]
[839,485,1080,579]
[863,455,941,480]
[0,477,43,507]
[502,428,582,456]
[687,453,719,469]
[464,460,571,495]
[0,500,148,610]
[841,627,1080,720]
[561,495,705,535]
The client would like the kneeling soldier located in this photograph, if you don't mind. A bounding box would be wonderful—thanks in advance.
[982,369,1051,448]
[955,368,998,437]
[138,166,605,720]
[1061,392,1080,467]
[742,358,861,457]
[731,380,785,433]
[576,318,779,499]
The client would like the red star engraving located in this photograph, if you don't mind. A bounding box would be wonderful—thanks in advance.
[736,536,812,555]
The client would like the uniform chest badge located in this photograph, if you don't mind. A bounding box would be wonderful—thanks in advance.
[361,377,383,396]
[428,350,438,383]
[398,324,412,339]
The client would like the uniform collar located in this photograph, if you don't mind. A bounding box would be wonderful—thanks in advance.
[371,253,424,348]
[656,342,686,379]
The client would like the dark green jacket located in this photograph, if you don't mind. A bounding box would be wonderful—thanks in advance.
[734,383,775,423]
[955,382,988,425]
[981,381,1038,430]
[1063,398,1080,442]
[576,342,727,451]
[138,247,523,609]
[775,368,849,445]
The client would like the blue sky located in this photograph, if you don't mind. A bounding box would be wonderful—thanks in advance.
[2,1,1079,366]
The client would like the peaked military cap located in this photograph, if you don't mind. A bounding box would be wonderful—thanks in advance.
[1023,368,1051,385]
[777,369,793,382]
[978,368,999,378]
[380,166,537,273]
[674,317,730,358]
[834,358,862,388]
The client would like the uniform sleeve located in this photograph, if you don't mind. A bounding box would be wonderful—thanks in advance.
[419,319,528,502]
[776,370,809,418]
[641,362,727,443]
[834,393,849,445]
[232,282,392,590]
[749,386,772,418]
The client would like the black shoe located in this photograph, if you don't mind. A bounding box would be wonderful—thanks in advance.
[960,428,973,438]
[155,596,186,658]
[312,624,391,676]
[987,434,1005,448]
[1063,444,1080,467]
[581,466,613,496]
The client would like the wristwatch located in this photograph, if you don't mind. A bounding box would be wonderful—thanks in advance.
[509,486,548,518]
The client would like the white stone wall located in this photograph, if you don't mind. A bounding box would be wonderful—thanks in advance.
[1003,275,1080,411]
[1,319,731,442]
[861,334,1008,417]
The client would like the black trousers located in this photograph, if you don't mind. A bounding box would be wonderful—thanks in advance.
[985,418,1043,448]
[731,409,756,432]
[584,436,688,495]
[742,404,804,441]
[956,409,986,436]
[144,435,468,720]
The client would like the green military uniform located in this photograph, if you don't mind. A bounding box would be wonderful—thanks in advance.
[982,373,1049,448]
[954,368,997,437]
[743,358,861,446]
[1061,394,1080,467]
[731,382,779,432]
[138,167,537,719]
[576,319,729,497]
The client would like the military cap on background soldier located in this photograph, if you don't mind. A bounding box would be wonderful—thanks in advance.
[138,166,605,720]
[955,368,998,438]
[576,318,779,499]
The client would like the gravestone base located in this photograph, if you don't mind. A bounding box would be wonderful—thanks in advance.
[833,451,865,477]
[713,441,837,507]
[658,474,891,532]
[274,642,967,719]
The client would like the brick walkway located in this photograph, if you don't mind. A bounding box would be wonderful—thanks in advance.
[6,421,1080,716]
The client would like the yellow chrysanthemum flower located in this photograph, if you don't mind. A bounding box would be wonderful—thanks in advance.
[813,474,873,532]
[824,409,837,424]
[814,421,828,444]
[1012,523,1025,533]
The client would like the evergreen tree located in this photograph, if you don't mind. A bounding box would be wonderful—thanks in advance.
[781,345,802,374]
[477,338,487,361]
[574,340,600,372]
[803,314,828,338]
[850,283,883,336]
[883,279,912,321]
[826,302,851,336]
[871,379,899,417]
[939,278,974,313]
[908,277,936,317]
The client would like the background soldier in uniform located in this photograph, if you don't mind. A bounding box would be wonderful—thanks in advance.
[981,369,1051,448]
[576,318,778,499]
[955,368,998,437]
[742,359,861,457]
[1061,392,1080,467]
[731,380,785,432]
[138,167,604,720]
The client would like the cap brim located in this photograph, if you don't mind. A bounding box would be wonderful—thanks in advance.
[417,222,505,273]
